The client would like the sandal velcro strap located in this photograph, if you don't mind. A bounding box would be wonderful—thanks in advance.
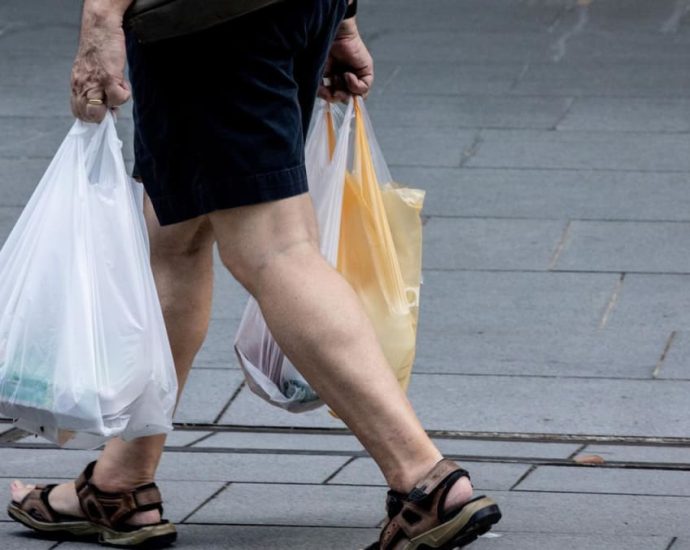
[378,459,471,550]
[17,484,59,523]
[75,461,164,529]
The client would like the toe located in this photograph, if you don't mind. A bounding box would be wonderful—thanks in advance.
[10,481,35,504]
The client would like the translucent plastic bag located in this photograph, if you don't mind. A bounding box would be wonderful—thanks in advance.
[0,113,177,448]
[234,99,354,412]
[338,98,425,391]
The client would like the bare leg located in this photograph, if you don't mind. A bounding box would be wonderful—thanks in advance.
[209,194,472,502]
[11,197,215,523]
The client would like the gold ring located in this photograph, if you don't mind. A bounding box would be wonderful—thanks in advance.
[87,98,104,105]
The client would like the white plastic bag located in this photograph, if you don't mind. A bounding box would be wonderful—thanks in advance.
[234,99,354,412]
[0,113,177,448]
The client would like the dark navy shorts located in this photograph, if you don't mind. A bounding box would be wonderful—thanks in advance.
[126,0,347,226]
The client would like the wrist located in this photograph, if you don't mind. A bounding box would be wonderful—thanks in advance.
[82,0,131,27]
[336,17,358,39]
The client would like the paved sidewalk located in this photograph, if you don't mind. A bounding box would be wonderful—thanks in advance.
[1,0,689,548]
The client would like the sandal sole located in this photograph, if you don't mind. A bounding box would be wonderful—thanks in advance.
[406,496,502,550]
[7,504,99,537]
[8,504,177,548]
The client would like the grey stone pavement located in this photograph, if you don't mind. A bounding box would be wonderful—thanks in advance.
[1,0,690,548]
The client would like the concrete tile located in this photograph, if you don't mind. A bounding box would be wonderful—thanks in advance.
[555,221,690,273]
[210,255,250,321]
[468,130,690,171]
[659,331,690,380]
[605,275,690,330]
[199,432,363,453]
[673,539,690,550]
[557,97,690,133]
[407,373,690,437]
[419,270,619,332]
[390,167,690,222]
[156,480,226,523]
[220,385,342,428]
[414,327,667,378]
[329,457,531,492]
[0,449,99,479]
[423,217,565,270]
[0,159,51,207]
[368,95,573,130]
[374,127,475,167]
[432,439,581,460]
[174,369,245,425]
[489,490,690,536]
[471,533,673,550]
[156,451,349,484]
[188,482,387,527]
[520,465,690,496]
[577,445,690,465]
[0,522,57,548]
[371,62,520,96]
[165,430,213,448]
[195,318,242,368]
[0,116,134,162]
[159,524,379,550]
[514,61,690,97]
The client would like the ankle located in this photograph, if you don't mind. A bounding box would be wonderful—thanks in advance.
[91,461,155,493]
[386,453,444,494]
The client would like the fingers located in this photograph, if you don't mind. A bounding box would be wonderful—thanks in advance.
[70,78,130,123]
[344,71,373,98]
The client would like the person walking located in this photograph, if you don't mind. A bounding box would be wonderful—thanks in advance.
[8,0,502,548]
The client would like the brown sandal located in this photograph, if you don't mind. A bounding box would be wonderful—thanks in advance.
[8,461,177,548]
[366,459,502,550]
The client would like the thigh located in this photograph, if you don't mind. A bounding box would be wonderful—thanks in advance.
[208,194,320,289]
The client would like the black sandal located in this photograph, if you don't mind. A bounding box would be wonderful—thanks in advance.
[366,459,502,550]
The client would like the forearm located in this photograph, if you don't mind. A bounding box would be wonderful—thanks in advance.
[82,0,133,26]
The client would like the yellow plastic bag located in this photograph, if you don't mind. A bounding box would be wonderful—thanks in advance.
[337,99,425,391]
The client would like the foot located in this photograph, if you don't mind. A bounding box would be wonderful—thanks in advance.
[10,480,161,526]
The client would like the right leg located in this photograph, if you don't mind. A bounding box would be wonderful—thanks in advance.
[10,197,215,527]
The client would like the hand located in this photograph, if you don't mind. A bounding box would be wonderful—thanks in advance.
[70,7,131,122]
[319,18,374,102]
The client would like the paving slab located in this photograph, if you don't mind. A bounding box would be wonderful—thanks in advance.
[390,167,690,222]
[220,385,342,428]
[432,439,581,460]
[406,373,690,437]
[471,533,673,550]
[114,524,379,550]
[577,445,690,465]
[329,457,531,491]
[155,480,227,523]
[165,430,213,448]
[488,489,690,536]
[0,116,134,162]
[156,451,349,484]
[187,482,387,527]
[419,270,619,332]
[174,369,245,425]
[374,126,475,167]
[210,256,250,321]
[605,274,690,330]
[199,432,364,453]
[0,158,51,207]
[657,330,690,380]
[555,221,690,273]
[195,318,243,369]
[423,217,564,271]
[519,465,690,496]
[367,94,573,130]
[414,327,667,378]
[673,538,690,549]
[0,449,99,479]
[370,61,520,96]
[514,61,690,97]
[0,522,56,549]
[468,129,690,171]
[557,97,690,133]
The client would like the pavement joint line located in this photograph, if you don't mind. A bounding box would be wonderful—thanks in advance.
[599,273,625,329]
[184,431,216,448]
[653,331,677,379]
[180,481,231,524]
[513,489,690,499]
[666,536,679,550]
[322,456,357,485]
[423,267,690,276]
[566,443,588,460]
[550,96,577,130]
[509,464,538,491]
[212,381,246,424]
[419,215,690,225]
[459,130,483,167]
[3,421,690,447]
[509,60,531,91]
[403,372,688,382]
[547,219,572,270]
